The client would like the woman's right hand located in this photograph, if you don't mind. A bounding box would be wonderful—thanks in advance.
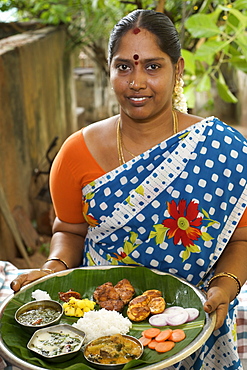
[10,269,53,292]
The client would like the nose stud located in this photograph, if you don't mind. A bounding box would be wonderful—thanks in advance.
[129,81,135,87]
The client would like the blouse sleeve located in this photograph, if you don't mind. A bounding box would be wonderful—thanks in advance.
[50,129,105,223]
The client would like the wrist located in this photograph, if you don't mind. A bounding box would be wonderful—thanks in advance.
[207,272,241,301]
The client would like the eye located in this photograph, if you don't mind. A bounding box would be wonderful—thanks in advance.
[117,64,131,71]
[147,64,160,71]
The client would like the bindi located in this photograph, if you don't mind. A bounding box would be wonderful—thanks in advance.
[133,54,139,65]
[133,27,141,34]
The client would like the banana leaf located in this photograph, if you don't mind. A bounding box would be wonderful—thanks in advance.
[0,266,207,370]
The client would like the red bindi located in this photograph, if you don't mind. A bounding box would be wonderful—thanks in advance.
[133,54,139,60]
[133,27,141,34]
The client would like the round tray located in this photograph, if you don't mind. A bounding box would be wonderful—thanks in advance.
[0,266,216,370]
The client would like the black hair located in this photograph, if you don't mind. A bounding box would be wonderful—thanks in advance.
[108,9,181,65]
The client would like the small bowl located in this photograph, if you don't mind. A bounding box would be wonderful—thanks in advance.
[15,300,63,333]
[83,334,143,370]
[27,323,85,362]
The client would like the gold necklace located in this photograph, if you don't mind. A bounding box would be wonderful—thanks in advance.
[117,109,179,165]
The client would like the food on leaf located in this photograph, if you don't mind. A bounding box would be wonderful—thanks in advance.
[93,279,135,312]
[63,297,95,317]
[149,305,200,326]
[59,289,82,302]
[140,327,186,353]
[127,289,165,321]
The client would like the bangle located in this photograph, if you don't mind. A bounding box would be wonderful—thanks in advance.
[45,257,69,269]
[207,272,242,298]
[40,268,55,274]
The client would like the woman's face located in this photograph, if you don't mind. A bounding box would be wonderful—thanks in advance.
[110,28,180,121]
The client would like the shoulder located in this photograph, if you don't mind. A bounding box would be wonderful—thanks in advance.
[83,116,118,143]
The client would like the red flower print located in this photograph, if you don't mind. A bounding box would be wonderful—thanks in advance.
[162,199,202,247]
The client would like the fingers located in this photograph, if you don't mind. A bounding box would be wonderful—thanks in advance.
[10,273,29,292]
[10,270,50,292]
[203,286,230,330]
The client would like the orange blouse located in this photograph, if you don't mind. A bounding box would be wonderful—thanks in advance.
[50,129,247,227]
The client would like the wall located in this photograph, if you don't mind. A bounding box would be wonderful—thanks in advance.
[0,25,77,263]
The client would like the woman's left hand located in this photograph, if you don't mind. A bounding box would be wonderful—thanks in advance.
[203,286,231,330]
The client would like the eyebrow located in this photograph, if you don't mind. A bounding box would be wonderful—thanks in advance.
[113,57,166,63]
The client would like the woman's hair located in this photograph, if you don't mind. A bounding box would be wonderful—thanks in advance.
[108,9,181,65]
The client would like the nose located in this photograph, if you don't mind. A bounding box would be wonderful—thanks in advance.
[129,70,147,90]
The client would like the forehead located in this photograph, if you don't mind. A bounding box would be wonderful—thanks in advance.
[113,28,165,60]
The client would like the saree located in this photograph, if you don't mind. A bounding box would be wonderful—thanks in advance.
[82,117,247,369]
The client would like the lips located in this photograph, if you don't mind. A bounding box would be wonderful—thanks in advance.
[128,96,151,104]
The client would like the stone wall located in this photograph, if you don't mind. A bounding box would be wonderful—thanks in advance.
[0,25,77,263]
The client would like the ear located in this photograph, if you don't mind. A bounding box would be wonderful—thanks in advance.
[177,57,184,77]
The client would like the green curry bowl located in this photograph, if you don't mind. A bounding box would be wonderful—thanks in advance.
[27,324,85,362]
[15,300,63,333]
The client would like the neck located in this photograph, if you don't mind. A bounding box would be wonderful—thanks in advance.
[117,109,179,165]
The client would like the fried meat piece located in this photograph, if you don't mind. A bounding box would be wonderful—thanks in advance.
[99,299,125,312]
[93,282,120,304]
[148,296,166,314]
[114,279,135,305]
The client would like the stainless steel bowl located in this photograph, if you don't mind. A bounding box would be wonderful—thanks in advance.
[27,323,85,362]
[15,300,63,333]
[83,334,143,370]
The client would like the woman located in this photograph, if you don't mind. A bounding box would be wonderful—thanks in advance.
[11,9,247,369]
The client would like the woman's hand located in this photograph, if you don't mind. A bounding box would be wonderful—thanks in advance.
[10,269,53,292]
[203,286,231,330]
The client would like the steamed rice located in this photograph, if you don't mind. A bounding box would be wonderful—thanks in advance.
[31,289,51,301]
[72,308,132,343]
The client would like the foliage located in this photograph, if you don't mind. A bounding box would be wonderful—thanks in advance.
[0,0,247,107]
[181,0,247,108]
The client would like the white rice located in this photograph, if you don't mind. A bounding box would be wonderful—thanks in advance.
[31,289,51,301]
[72,308,132,343]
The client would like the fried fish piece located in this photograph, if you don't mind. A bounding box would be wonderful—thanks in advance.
[142,289,162,299]
[148,296,166,314]
[127,304,150,321]
[114,279,135,305]
[127,294,151,321]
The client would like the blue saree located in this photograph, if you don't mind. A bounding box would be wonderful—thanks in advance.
[82,117,247,369]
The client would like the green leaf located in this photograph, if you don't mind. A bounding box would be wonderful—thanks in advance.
[229,56,247,73]
[196,74,211,93]
[194,40,222,63]
[216,78,238,103]
[183,84,196,109]
[181,49,195,75]
[185,14,221,38]
[233,0,247,10]
[219,5,247,27]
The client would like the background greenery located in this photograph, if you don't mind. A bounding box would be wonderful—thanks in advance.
[1,0,247,109]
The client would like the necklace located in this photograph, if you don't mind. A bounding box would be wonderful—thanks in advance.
[117,109,179,165]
